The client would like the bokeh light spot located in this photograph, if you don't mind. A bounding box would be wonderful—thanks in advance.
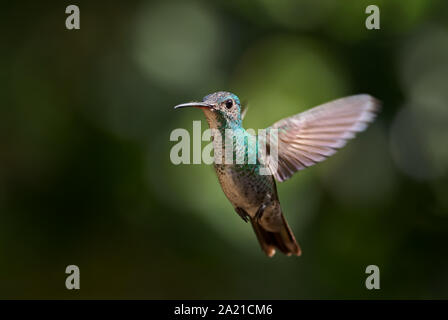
[133,1,225,92]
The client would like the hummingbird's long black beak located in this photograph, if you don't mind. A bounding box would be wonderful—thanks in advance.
[174,102,213,110]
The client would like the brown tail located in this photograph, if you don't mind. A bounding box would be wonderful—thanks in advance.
[250,214,301,257]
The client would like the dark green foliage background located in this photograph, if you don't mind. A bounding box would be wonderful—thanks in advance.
[0,0,447,298]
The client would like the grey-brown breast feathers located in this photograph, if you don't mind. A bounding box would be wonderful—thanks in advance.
[263,94,381,182]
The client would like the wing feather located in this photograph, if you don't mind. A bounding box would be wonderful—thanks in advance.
[262,94,380,182]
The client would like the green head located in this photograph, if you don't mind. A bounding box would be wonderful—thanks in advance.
[174,91,242,130]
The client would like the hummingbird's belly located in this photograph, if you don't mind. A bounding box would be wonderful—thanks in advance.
[214,164,274,217]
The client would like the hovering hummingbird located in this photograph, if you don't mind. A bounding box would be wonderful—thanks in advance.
[174,92,380,257]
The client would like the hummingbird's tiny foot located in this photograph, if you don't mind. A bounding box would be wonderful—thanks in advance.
[235,207,249,223]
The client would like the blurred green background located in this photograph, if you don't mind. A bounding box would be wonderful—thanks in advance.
[1,0,448,299]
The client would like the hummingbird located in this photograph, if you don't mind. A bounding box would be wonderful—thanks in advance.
[174,92,380,257]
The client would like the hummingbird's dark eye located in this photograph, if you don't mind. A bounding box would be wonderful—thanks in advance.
[225,99,233,109]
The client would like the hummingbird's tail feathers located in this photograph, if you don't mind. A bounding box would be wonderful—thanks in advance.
[250,219,276,257]
[276,213,301,256]
[250,215,301,257]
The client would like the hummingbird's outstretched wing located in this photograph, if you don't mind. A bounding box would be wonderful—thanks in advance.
[263,94,380,182]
